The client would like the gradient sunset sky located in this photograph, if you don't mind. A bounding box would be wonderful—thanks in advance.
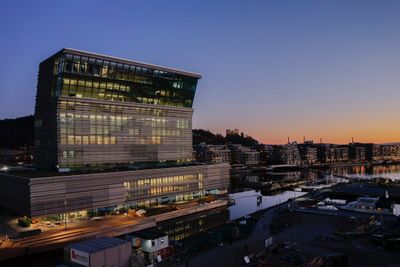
[1,0,400,144]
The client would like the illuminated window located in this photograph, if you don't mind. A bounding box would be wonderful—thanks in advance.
[110,136,116,145]
[82,136,89,145]
[67,135,74,145]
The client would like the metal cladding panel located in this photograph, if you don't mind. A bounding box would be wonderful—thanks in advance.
[97,237,132,262]
[118,244,132,263]
[30,173,125,217]
[81,239,118,266]
[34,55,59,170]
[28,163,230,217]
[66,244,105,267]
[55,98,194,169]
[204,163,230,191]
[66,238,131,267]
[0,173,31,216]
[89,251,105,267]
[83,240,119,267]
[118,260,131,267]
[34,49,201,170]
[104,246,119,267]
[65,244,97,267]
[97,236,129,244]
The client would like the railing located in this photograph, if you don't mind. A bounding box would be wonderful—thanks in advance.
[132,250,151,267]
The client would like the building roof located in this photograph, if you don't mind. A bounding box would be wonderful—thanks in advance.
[65,236,130,252]
[0,162,207,178]
[132,230,167,240]
[48,47,202,79]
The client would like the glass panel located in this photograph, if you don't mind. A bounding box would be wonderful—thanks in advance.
[57,53,199,107]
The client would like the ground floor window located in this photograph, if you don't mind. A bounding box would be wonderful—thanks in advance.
[34,189,222,222]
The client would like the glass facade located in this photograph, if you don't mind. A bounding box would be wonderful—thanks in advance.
[53,53,198,108]
[155,207,229,241]
[26,49,230,220]
[57,99,193,168]
[124,173,204,201]
[35,49,200,170]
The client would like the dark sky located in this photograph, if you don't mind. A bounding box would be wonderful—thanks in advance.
[1,0,400,143]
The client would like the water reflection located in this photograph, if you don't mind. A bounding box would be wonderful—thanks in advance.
[331,164,400,180]
[231,169,321,195]
[149,188,307,239]
[228,190,306,220]
[152,207,229,241]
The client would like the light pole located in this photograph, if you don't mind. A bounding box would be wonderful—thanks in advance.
[64,198,67,230]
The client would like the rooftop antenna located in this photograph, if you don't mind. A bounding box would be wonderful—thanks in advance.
[352,137,354,144]
[287,137,290,144]
[320,138,322,144]
[303,136,305,143]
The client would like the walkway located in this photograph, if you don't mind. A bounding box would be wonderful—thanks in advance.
[0,200,227,261]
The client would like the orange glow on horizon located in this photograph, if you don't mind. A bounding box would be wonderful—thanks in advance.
[257,136,400,145]
[255,131,400,145]
[208,127,400,145]
[206,116,400,145]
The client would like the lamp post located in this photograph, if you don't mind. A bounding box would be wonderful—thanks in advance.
[64,198,67,230]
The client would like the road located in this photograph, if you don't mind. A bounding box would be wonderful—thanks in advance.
[0,200,227,261]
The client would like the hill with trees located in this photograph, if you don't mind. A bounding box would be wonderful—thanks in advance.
[0,115,260,149]
[193,129,260,147]
[0,115,34,148]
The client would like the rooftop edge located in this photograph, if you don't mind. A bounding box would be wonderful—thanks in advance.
[44,47,203,79]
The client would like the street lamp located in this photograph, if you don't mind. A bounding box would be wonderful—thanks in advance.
[64,198,67,230]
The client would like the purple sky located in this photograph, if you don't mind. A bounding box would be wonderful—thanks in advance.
[1,1,400,144]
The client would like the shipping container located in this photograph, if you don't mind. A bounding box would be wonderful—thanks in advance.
[64,237,131,267]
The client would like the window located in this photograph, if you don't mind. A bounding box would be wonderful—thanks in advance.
[110,136,116,145]
[90,136,96,145]
[94,64,101,76]
[97,136,103,145]
[75,136,82,145]
[68,135,74,145]
[82,136,89,145]
[80,59,87,74]
[56,54,198,108]
[64,59,73,72]
[72,58,80,73]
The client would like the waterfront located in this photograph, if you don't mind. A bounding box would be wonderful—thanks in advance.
[2,165,400,266]
[0,187,307,267]
[330,164,400,180]
[229,190,306,220]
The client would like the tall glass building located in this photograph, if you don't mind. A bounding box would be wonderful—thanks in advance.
[0,49,229,218]
[35,48,201,170]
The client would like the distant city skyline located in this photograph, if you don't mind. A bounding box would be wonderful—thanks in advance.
[1,1,400,144]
